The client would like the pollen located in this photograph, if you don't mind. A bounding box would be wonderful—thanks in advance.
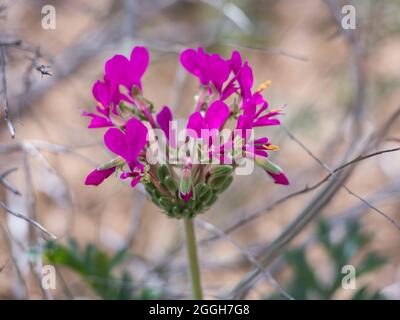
[263,144,280,151]
[256,80,272,92]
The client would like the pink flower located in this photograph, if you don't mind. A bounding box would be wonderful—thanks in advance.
[84,117,148,187]
[186,100,230,138]
[105,46,149,93]
[180,48,231,96]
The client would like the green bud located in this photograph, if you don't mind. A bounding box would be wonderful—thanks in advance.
[151,196,160,206]
[159,196,174,209]
[201,189,214,203]
[205,194,218,207]
[194,202,205,213]
[179,168,193,199]
[216,175,233,194]
[151,188,161,199]
[212,165,233,177]
[209,174,231,190]
[145,183,156,194]
[164,176,178,192]
[157,165,170,182]
[194,183,210,198]
[255,158,282,174]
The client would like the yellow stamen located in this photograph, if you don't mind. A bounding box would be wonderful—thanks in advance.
[263,144,280,151]
[256,80,272,92]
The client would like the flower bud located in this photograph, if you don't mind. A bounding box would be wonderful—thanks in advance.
[255,157,289,185]
[194,183,209,198]
[216,175,233,194]
[163,176,178,192]
[179,167,193,202]
[157,164,170,182]
[211,165,233,177]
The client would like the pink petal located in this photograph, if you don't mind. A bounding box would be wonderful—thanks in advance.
[156,106,172,139]
[125,117,148,162]
[205,100,230,130]
[130,46,149,82]
[104,127,128,159]
[85,167,116,186]
[82,112,113,128]
[266,171,289,185]
[186,112,207,138]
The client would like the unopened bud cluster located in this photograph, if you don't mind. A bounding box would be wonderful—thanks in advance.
[145,164,233,218]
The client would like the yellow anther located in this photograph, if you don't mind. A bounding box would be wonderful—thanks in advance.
[256,80,272,92]
[263,144,280,151]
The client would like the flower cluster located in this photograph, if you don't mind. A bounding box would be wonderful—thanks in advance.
[83,46,289,219]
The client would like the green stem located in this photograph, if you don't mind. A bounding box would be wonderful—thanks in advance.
[184,218,203,299]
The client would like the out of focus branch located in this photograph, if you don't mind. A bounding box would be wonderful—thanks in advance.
[0,45,15,138]
[228,107,400,299]
[0,201,56,239]
[324,0,366,135]
[203,144,400,245]
[196,219,294,300]
[0,167,21,196]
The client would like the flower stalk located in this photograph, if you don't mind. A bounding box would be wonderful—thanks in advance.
[184,218,203,300]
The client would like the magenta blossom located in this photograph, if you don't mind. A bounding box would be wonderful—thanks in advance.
[186,100,230,138]
[85,117,148,187]
[229,51,253,101]
[84,46,289,218]
[82,79,120,128]
[82,47,151,129]
[105,46,149,93]
[180,48,232,98]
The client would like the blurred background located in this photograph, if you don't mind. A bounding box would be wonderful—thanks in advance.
[0,0,399,300]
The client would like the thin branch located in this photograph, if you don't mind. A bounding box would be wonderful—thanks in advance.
[283,124,400,229]
[203,145,400,244]
[0,201,56,239]
[196,219,294,300]
[228,107,400,299]
[0,167,21,196]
